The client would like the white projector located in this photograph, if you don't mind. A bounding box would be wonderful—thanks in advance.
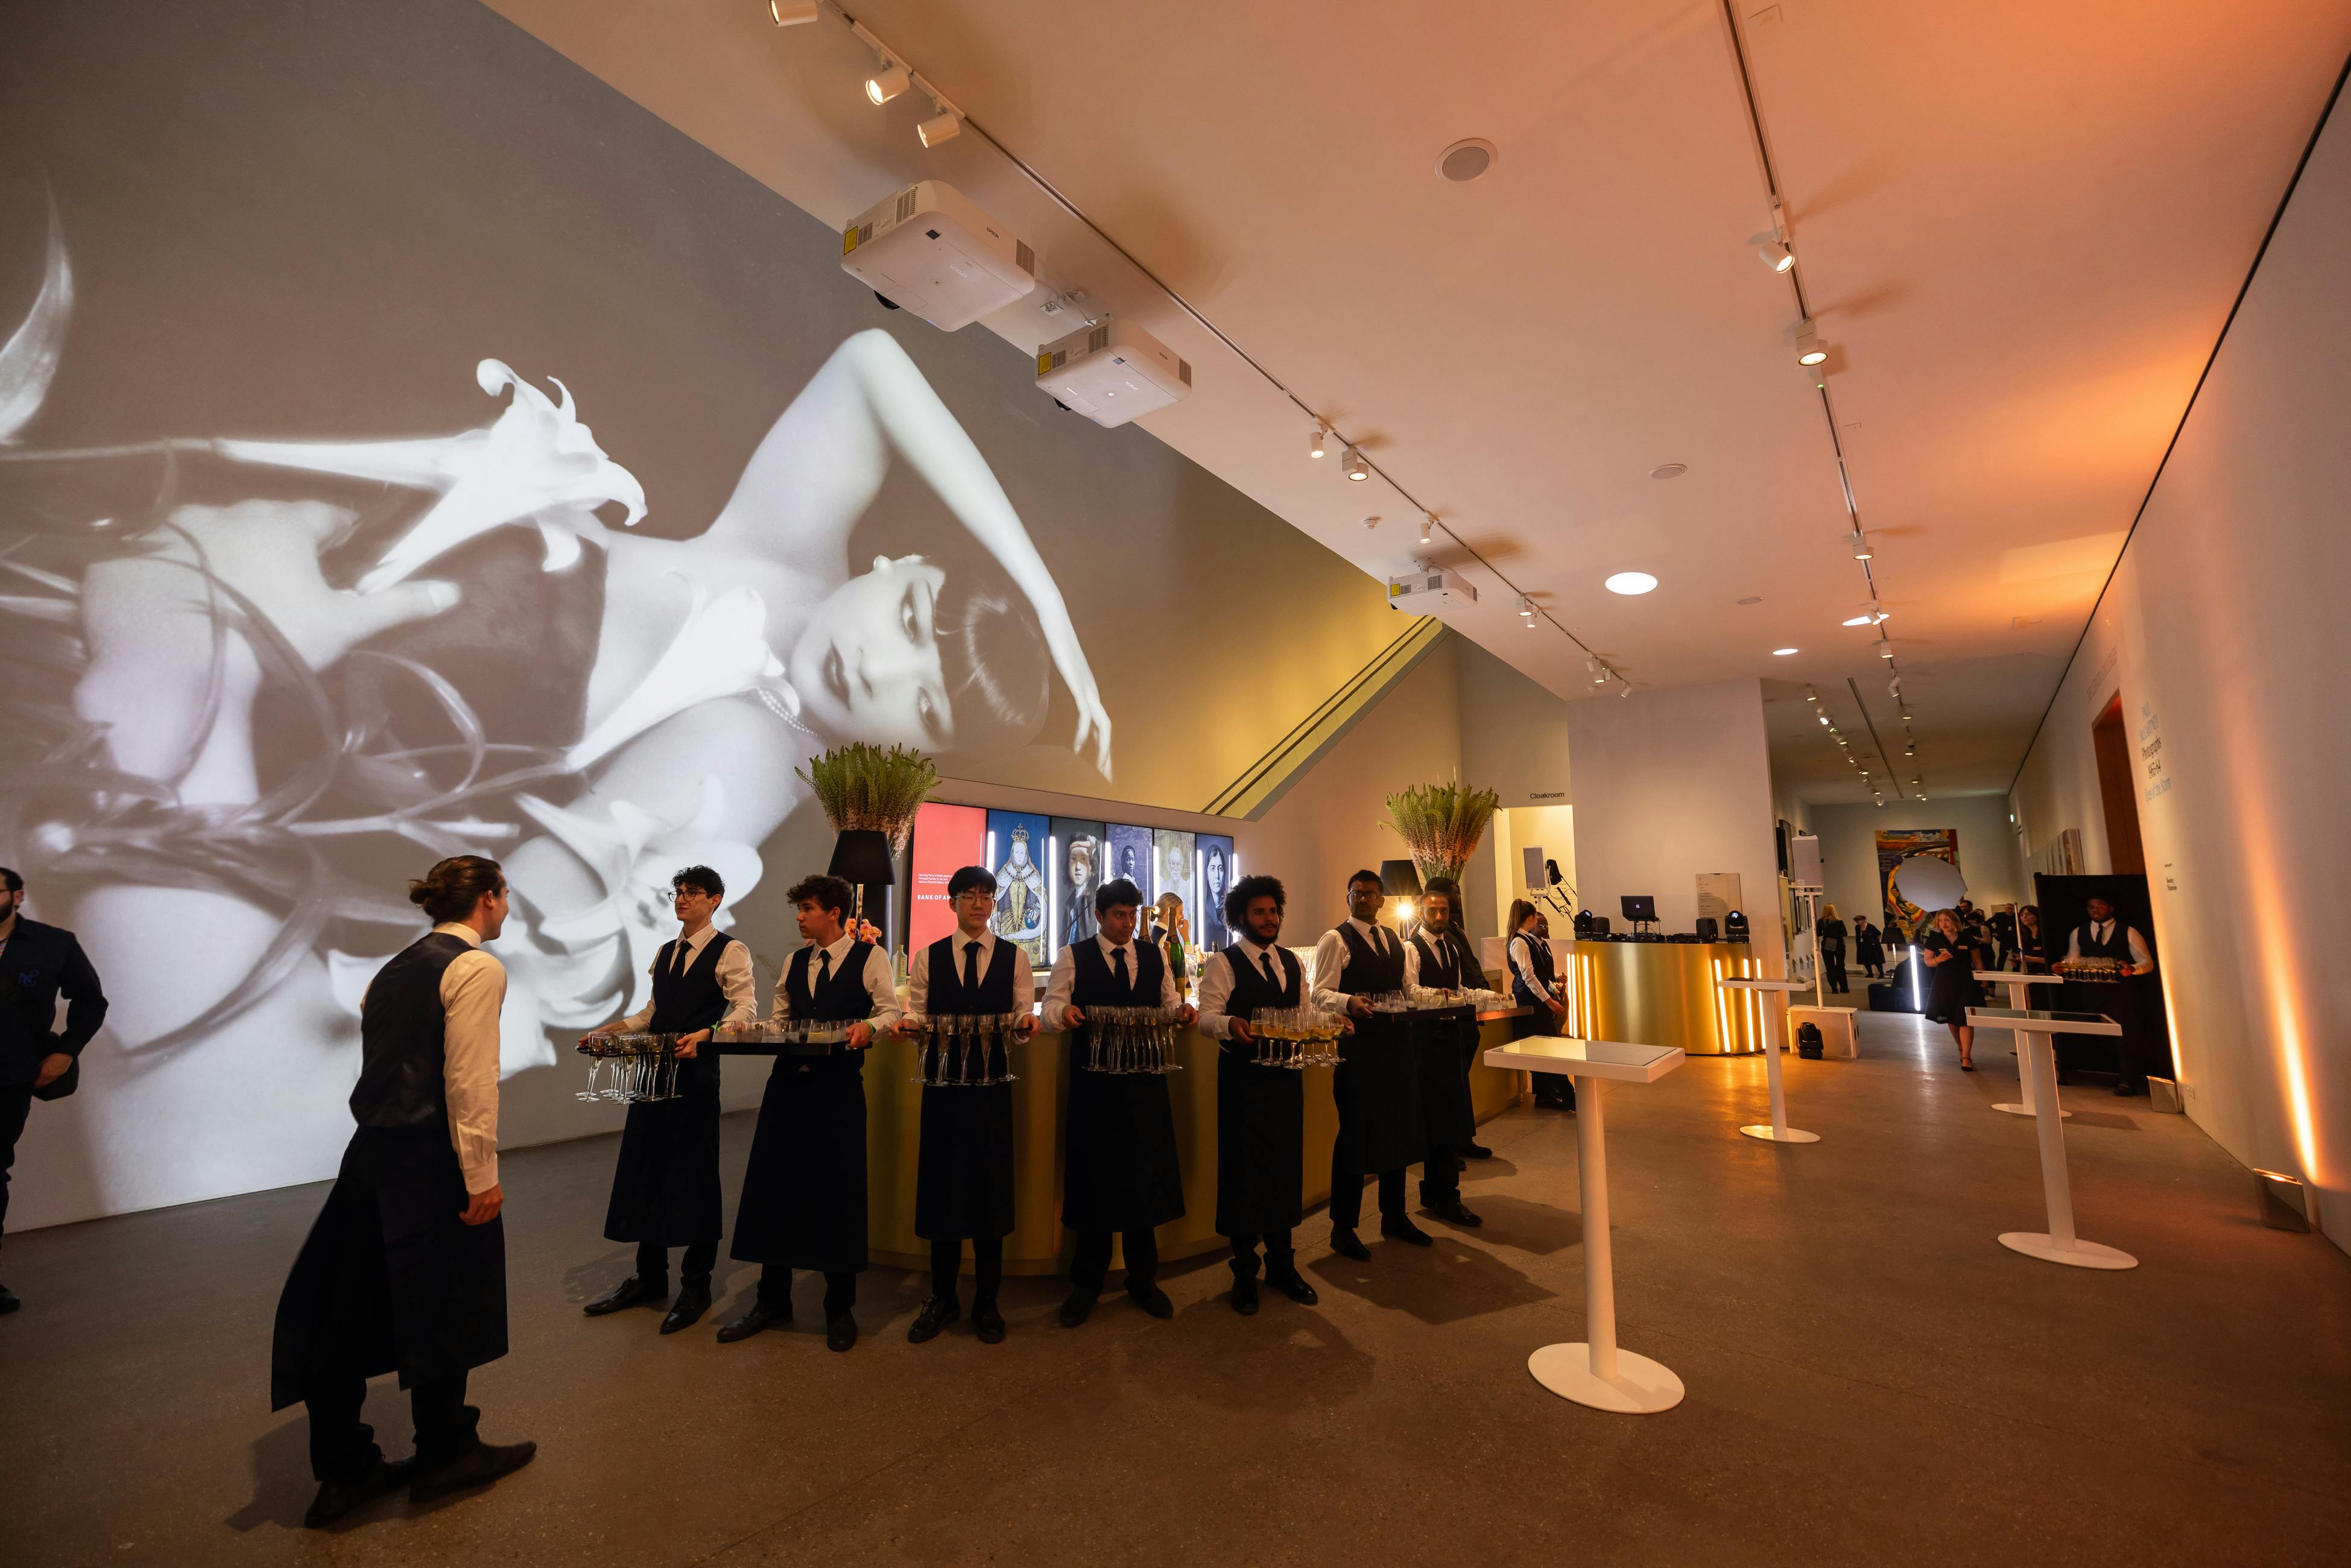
[1036,318,1192,427]
[841,181,1036,331]
[1387,569,1476,610]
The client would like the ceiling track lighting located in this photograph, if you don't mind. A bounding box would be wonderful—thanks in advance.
[1876,635,1895,661]
[917,102,962,147]
[770,0,821,24]
[1793,317,1829,367]
[1849,530,1873,561]
[1309,427,1326,460]
[1751,233,1794,273]
[864,58,910,104]
[1419,513,1434,546]
[1342,445,1370,481]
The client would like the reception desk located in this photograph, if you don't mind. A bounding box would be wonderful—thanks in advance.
[1481,938,1779,1057]
[724,1010,1528,1277]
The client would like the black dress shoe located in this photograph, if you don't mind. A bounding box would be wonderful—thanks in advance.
[1329,1228,1371,1262]
[1460,1142,1494,1160]
[583,1275,668,1317]
[826,1312,858,1352]
[1425,1200,1484,1228]
[907,1295,961,1343]
[1266,1269,1320,1306]
[1230,1276,1259,1315]
[1381,1217,1435,1247]
[972,1302,1007,1344]
[304,1456,415,1529]
[660,1283,710,1335]
[1058,1288,1099,1327]
[0,1283,19,1315]
[410,1440,536,1505]
[1127,1282,1174,1319]
[716,1301,791,1342]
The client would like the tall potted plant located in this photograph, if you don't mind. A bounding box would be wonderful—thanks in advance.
[796,744,937,949]
[1381,779,1501,885]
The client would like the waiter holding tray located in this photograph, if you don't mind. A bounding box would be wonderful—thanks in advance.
[719,874,897,1352]
[899,865,1036,1346]
[1312,870,1432,1260]
[1406,881,1483,1229]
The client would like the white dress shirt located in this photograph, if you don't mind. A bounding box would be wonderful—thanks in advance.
[1195,936,1296,1040]
[1507,931,1555,1004]
[615,922,757,1032]
[429,922,504,1195]
[2065,919,2154,970]
[1042,931,1183,1029]
[774,931,902,1029]
[1310,917,1419,1014]
[907,927,1037,1016]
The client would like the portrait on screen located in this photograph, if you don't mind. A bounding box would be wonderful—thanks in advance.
[1104,826,1154,907]
[984,811,1049,966]
[1052,818,1105,947]
[1198,835,1233,949]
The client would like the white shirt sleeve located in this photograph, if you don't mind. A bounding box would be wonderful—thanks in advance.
[1309,929,1349,1013]
[2065,929,2084,961]
[1509,935,1555,1002]
[861,945,902,1031]
[1197,950,1238,1038]
[1010,946,1038,1013]
[1400,935,1419,990]
[907,943,932,1018]
[2128,928,2153,969]
[773,952,796,1020]
[714,938,756,1028]
[1041,946,1080,1030]
[439,949,506,1195]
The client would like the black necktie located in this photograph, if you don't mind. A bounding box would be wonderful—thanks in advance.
[1113,946,1130,990]
[1260,950,1277,985]
[963,940,981,991]
[816,949,833,988]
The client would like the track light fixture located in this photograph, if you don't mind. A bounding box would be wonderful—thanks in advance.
[917,106,961,147]
[1419,513,1434,545]
[1752,233,1794,273]
[1849,530,1872,561]
[1794,318,1828,367]
[1309,427,1326,460]
[1876,635,1894,661]
[1619,683,1632,698]
[1342,446,1369,481]
[770,1,821,24]
[865,60,910,104]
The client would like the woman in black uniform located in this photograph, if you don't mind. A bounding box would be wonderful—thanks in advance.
[1916,908,1984,1070]
[1506,900,1572,1110]
[1818,905,1849,994]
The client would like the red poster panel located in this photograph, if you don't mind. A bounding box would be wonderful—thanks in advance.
[910,801,987,954]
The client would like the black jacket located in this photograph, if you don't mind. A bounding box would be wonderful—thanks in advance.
[1,916,109,1087]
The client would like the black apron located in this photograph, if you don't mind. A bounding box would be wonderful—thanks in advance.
[730,940,877,1273]
[1410,929,1480,1151]
[1062,938,1185,1234]
[914,935,1019,1241]
[602,932,732,1248]
[1510,934,1559,1038]
[1330,923,1427,1172]
[2068,920,2157,1075]
[1214,943,1306,1238]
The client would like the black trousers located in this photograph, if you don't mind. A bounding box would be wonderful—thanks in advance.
[1069,1227,1158,1292]
[0,1086,28,1254]
[1418,1148,1461,1207]
[305,1368,475,1484]
[634,1239,718,1288]
[1824,949,1848,992]
[928,1236,1004,1307]
[757,1265,856,1315]
[1227,1230,1294,1280]
[1329,1158,1406,1230]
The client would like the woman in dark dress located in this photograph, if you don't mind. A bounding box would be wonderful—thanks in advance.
[1818,905,1849,994]
[2014,905,2049,973]
[1854,918,1886,979]
[1916,908,1984,1069]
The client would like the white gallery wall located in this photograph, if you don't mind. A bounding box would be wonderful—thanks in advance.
[1806,794,2027,931]
[2010,94,2351,1250]
[1568,680,1783,958]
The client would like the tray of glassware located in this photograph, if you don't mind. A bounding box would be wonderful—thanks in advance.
[573,1032,686,1103]
[902,1012,1025,1086]
[710,1018,859,1055]
[1241,1005,1345,1069]
[1078,1005,1188,1075]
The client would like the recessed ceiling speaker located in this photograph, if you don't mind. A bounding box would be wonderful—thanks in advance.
[1435,138,1498,183]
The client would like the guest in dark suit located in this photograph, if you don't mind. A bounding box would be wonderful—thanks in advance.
[1407,882,1483,1228]
[0,866,109,1317]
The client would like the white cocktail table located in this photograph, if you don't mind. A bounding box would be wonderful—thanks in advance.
[1973,972,2070,1119]
[1482,1035,1688,1414]
[1720,976,1818,1143]
[1965,1007,2136,1271]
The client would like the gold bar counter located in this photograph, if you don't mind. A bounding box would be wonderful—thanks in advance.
[1481,939,1780,1058]
[820,1011,1528,1276]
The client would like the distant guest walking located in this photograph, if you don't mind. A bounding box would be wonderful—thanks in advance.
[1853,917,1886,979]
[1818,905,1849,994]
[0,866,109,1318]
[270,856,535,1529]
[2013,905,2050,973]
[1916,908,1984,1072]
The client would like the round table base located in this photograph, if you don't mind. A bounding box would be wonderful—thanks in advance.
[1998,1231,2137,1269]
[1739,1125,1821,1143]
[1528,1343,1685,1414]
[1993,1102,2070,1119]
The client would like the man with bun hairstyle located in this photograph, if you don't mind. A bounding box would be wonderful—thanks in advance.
[1312,869,1431,1259]
[1040,875,1194,1326]
[720,873,897,1352]
[578,865,755,1336]
[897,864,1037,1345]
[1195,873,1323,1316]
[270,856,535,1528]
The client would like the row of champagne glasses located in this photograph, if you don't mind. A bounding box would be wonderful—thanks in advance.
[902,1013,1025,1087]
[574,1033,684,1103]
[1244,1006,1345,1069]
[1081,1005,1188,1075]
[711,1019,856,1045]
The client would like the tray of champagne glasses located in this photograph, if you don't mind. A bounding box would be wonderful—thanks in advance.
[1241,1005,1346,1069]
[709,1019,860,1056]
[574,1032,687,1104]
[1078,1005,1189,1075]
[902,1013,1025,1087]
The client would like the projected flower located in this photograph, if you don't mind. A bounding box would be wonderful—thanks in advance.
[215,358,648,591]
[567,576,785,771]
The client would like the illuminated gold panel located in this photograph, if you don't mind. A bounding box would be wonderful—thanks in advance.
[1571,941,1772,1058]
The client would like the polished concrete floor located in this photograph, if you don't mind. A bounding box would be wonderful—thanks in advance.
[4,1011,2347,1566]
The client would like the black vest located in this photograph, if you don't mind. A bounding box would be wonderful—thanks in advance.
[2077,921,2133,964]
[648,931,738,1035]
[1218,942,1302,1018]
[784,939,879,1022]
[925,934,1016,1013]
[1509,932,1555,1006]
[349,931,474,1131]
[1070,936,1163,1010]
[1334,922,1405,994]
[1411,928,1470,990]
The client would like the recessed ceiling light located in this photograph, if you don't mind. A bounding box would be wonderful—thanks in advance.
[1772,648,1798,656]
[1435,138,1498,183]
[1604,571,1657,595]
[1649,463,1687,480]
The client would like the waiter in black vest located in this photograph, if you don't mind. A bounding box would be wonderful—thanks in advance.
[0,865,109,1318]
[270,856,535,1529]
[1409,880,1484,1228]
[721,873,897,1351]
[900,865,1036,1345]
[1195,873,1323,1316]
[1312,869,1431,1259]
[579,865,755,1335]
[2066,896,2162,1095]
[1042,876,1193,1326]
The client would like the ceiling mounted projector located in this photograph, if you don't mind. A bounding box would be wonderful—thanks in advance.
[1387,569,1477,612]
[1036,318,1192,428]
[841,181,1035,331]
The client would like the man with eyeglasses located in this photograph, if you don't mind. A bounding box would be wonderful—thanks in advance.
[577,865,755,1336]
[1312,869,1430,1260]
[897,866,1037,1345]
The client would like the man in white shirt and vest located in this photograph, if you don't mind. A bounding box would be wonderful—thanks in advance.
[1312,870,1432,1260]
[2065,895,2162,1095]
[270,856,536,1529]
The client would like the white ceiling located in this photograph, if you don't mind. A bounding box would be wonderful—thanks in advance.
[484,0,2350,806]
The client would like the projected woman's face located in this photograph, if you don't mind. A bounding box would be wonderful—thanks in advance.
[786,554,952,748]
